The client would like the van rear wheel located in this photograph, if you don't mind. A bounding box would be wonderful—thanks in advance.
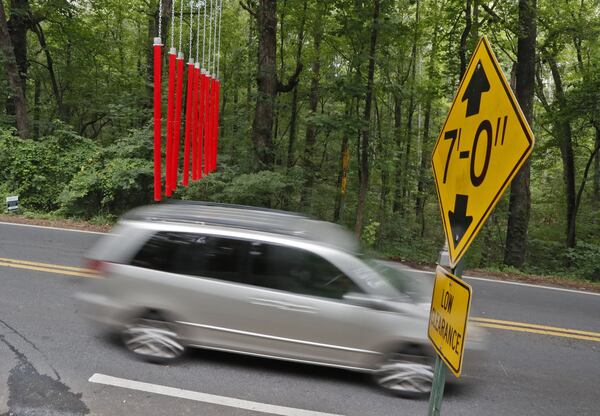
[122,313,184,363]
[373,347,434,399]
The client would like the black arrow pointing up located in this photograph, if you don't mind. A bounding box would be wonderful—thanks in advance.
[449,194,473,247]
[461,61,490,117]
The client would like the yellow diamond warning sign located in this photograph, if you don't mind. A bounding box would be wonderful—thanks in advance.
[432,37,535,267]
[428,266,472,378]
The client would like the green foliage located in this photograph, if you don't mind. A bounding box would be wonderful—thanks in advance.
[361,221,380,248]
[0,126,96,211]
[565,243,600,281]
[0,0,598,283]
[58,128,153,218]
[177,168,304,210]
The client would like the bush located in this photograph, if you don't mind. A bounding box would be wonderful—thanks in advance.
[58,128,153,218]
[176,168,303,209]
[0,127,96,211]
[565,243,600,281]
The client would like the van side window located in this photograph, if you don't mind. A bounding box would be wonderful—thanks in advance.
[246,242,362,299]
[131,232,246,283]
[130,231,180,272]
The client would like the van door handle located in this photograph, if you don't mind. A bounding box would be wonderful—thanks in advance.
[249,298,317,313]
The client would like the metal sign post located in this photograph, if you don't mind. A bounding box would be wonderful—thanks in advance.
[427,260,469,416]
[427,355,447,416]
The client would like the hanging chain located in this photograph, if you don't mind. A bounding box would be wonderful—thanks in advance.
[212,0,218,77]
[170,0,175,49]
[201,0,207,68]
[207,0,213,73]
[157,0,163,39]
[188,1,194,58]
[196,1,202,63]
[178,0,184,53]
[216,0,222,79]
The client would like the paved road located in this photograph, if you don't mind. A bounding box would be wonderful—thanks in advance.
[0,221,598,415]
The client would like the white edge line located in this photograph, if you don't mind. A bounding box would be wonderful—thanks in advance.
[399,268,600,297]
[0,221,107,235]
[89,373,344,416]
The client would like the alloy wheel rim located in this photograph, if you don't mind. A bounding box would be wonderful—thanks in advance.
[375,354,434,394]
[123,319,183,359]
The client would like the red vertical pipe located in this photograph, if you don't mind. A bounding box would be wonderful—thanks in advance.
[197,71,206,179]
[195,65,202,179]
[202,75,209,176]
[214,79,220,171]
[190,64,199,181]
[211,78,217,172]
[165,50,176,197]
[206,77,214,173]
[182,61,194,186]
[172,53,184,191]
[153,38,162,201]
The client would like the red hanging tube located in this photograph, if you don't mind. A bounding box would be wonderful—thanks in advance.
[207,77,214,173]
[202,75,210,176]
[172,52,184,192]
[197,71,206,179]
[165,49,176,197]
[153,37,162,201]
[211,78,218,172]
[182,61,194,186]
[214,79,220,171]
[190,64,200,181]
[195,65,202,180]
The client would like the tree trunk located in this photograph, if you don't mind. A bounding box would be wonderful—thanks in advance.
[286,0,308,170]
[251,0,278,168]
[300,7,322,206]
[354,0,381,237]
[399,0,419,213]
[5,0,29,117]
[594,125,600,205]
[459,0,472,80]
[504,0,536,267]
[31,21,62,118]
[33,77,40,137]
[415,9,439,230]
[375,97,389,244]
[392,94,403,213]
[0,0,29,138]
[547,55,577,249]
[333,120,350,223]
[416,100,431,235]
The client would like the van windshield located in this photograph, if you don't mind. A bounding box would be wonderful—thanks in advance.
[361,257,431,302]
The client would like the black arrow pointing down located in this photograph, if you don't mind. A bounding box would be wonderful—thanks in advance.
[449,194,473,246]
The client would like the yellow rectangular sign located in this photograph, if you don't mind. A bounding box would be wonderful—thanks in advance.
[428,266,472,377]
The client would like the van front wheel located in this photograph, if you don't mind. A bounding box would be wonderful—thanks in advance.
[373,347,434,399]
[122,313,184,363]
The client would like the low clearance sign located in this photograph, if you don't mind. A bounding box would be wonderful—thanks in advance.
[428,266,472,377]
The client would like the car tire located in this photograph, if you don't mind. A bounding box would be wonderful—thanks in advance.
[373,346,434,399]
[121,311,184,364]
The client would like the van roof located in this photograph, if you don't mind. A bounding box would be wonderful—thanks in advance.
[122,201,360,253]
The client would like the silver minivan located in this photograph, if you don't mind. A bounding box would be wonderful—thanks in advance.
[78,202,485,398]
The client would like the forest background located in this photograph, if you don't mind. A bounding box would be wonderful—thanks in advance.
[0,0,599,281]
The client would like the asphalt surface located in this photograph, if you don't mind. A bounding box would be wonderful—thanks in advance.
[0,221,598,415]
